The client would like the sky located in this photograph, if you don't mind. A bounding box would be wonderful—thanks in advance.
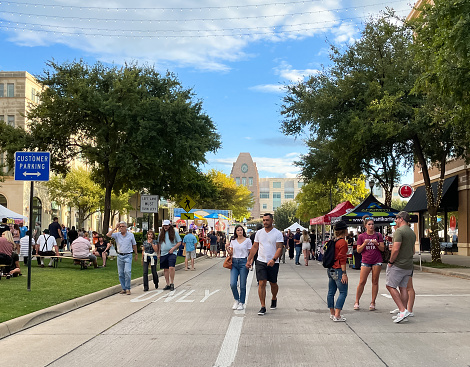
[0,0,415,183]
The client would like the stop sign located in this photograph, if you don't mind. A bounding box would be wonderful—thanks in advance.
[399,184,413,198]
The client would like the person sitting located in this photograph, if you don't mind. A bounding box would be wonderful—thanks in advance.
[71,233,98,268]
[19,230,32,265]
[0,234,14,273]
[93,235,110,267]
[36,229,59,268]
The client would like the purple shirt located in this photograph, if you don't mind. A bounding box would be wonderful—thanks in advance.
[357,232,384,264]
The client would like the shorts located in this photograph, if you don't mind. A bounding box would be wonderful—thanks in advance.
[361,262,383,267]
[210,245,217,252]
[185,250,196,259]
[302,243,311,251]
[55,238,62,248]
[386,265,413,289]
[255,260,279,284]
[160,253,177,269]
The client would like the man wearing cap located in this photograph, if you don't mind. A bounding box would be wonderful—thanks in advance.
[107,221,138,295]
[386,211,416,323]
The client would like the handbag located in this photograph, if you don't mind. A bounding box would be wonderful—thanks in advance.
[223,255,232,269]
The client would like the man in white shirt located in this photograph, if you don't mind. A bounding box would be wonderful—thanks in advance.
[247,213,284,316]
[36,229,59,267]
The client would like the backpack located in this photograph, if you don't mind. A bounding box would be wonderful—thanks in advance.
[322,239,337,268]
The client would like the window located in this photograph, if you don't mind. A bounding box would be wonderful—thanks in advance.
[7,116,14,127]
[235,177,240,185]
[284,193,295,199]
[242,177,246,186]
[31,88,36,101]
[298,181,304,188]
[273,182,281,188]
[0,194,7,208]
[260,193,269,199]
[7,83,14,97]
[262,204,267,209]
[33,197,42,225]
[0,84,3,97]
[248,177,253,186]
[273,192,281,199]
[273,192,281,210]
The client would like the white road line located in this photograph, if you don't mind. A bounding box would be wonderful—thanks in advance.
[214,266,255,366]
[381,293,470,299]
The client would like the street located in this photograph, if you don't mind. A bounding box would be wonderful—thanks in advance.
[1,256,470,367]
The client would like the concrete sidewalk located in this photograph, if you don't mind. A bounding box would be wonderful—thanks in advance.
[414,252,470,280]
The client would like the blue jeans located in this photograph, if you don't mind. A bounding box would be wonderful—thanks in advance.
[295,246,301,264]
[117,253,133,290]
[327,268,348,310]
[230,257,248,304]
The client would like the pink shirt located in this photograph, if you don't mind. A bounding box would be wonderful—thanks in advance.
[71,237,92,258]
[357,232,384,264]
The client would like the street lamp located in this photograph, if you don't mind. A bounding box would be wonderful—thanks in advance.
[369,179,375,194]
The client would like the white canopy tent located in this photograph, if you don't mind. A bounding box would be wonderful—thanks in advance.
[283,222,308,232]
[0,204,28,222]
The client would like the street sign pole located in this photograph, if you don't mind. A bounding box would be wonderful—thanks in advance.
[27,181,33,291]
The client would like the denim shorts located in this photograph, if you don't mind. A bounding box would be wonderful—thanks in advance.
[160,253,177,269]
[361,262,382,267]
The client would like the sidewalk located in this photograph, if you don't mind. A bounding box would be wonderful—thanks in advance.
[414,252,470,280]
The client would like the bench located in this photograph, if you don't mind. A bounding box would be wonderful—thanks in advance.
[35,255,92,270]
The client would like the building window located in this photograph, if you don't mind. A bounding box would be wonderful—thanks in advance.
[248,177,253,186]
[31,88,36,101]
[0,84,3,97]
[260,193,269,199]
[298,181,304,188]
[235,177,240,185]
[262,204,267,209]
[0,194,7,208]
[273,182,281,188]
[7,83,14,97]
[7,116,14,127]
[273,192,281,210]
[242,177,246,186]
[33,197,42,225]
[284,193,295,199]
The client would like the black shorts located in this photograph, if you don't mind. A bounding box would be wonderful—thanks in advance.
[160,253,177,269]
[255,260,279,283]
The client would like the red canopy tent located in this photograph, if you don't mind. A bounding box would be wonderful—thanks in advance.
[310,201,355,225]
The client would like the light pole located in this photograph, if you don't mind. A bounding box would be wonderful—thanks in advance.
[369,179,375,195]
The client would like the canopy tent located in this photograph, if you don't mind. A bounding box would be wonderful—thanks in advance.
[283,222,308,232]
[334,194,416,225]
[0,204,27,223]
[310,201,355,225]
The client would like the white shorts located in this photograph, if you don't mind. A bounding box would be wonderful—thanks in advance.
[185,250,196,259]
[301,242,311,251]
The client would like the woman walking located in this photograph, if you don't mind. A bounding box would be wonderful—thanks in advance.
[327,221,349,322]
[354,217,384,311]
[301,230,311,266]
[227,225,252,311]
[159,220,181,291]
[287,230,295,260]
[142,230,159,291]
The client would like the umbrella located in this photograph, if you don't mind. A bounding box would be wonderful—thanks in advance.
[204,213,221,231]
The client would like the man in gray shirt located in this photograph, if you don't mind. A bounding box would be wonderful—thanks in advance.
[107,221,137,295]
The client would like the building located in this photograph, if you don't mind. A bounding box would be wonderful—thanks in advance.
[230,153,303,218]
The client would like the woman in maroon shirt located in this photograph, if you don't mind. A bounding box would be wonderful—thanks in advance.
[327,221,349,322]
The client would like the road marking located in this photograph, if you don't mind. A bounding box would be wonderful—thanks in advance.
[381,293,470,299]
[130,289,220,303]
[176,290,195,302]
[200,289,220,303]
[214,266,255,366]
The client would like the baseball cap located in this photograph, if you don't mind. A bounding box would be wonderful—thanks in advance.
[396,211,410,222]
[162,219,171,226]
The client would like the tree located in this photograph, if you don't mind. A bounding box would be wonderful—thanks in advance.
[296,177,368,222]
[45,166,102,228]
[27,60,220,231]
[391,198,407,212]
[282,15,418,207]
[274,201,299,232]
[0,123,27,181]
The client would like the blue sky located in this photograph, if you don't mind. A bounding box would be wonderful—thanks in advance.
[0,0,414,182]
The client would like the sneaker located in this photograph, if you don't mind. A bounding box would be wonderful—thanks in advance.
[236,303,245,311]
[390,308,399,314]
[270,299,277,310]
[232,301,240,310]
[392,312,413,320]
[170,284,174,291]
[126,290,131,295]
[393,310,411,323]
[163,285,171,290]
[258,307,266,316]
[333,315,347,322]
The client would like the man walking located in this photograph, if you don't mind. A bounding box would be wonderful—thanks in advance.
[386,211,416,323]
[107,222,138,295]
[48,217,63,250]
[183,229,198,271]
[246,213,284,316]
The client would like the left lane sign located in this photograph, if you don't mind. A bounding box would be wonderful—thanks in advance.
[14,151,51,182]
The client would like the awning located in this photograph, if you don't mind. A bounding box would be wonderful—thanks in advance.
[404,175,458,213]
[310,201,355,225]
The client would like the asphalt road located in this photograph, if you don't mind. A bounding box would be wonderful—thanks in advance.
[1,256,470,367]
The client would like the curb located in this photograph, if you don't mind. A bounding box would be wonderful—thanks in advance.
[414,264,470,280]
[0,254,208,340]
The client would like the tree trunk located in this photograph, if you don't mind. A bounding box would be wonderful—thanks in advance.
[102,167,118,232]
[384,187,392,208]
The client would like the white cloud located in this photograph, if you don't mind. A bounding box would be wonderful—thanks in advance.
[249,84,284,94]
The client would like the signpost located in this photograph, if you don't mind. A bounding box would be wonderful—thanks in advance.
[140,195,159,213]
[181,213,195,220]
[14,152,51,291]
[178,195,196,230]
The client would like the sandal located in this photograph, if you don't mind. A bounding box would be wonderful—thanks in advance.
[369,303,376,311]
[333,315,347,322]
[354,303,360,310]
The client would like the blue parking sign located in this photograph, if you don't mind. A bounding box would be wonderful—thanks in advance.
[14,152,51,182]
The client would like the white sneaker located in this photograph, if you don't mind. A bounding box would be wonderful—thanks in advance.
[390,308,399,314]
[393,309,411,323]
[236,303,245,310]
[392,312,413,320]
[232,301,239,310]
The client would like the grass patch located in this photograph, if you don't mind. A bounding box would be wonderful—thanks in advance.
[0,255,185,323]
[414,261,468,269]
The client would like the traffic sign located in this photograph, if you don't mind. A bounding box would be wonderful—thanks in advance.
[14,151,50,182]
[140,195,159,213]
[181,213,195,220]
[179,195,196,212]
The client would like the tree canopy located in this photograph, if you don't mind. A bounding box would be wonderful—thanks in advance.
[26,60,220,230]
